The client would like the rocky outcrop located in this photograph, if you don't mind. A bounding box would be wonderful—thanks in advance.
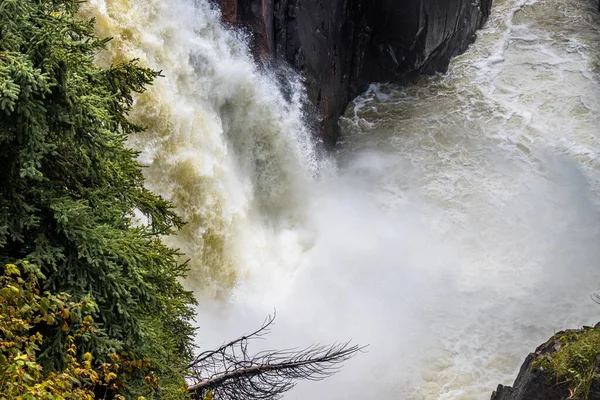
[216,0,492,145]
[490,347,570,400]
[491,327,600,400]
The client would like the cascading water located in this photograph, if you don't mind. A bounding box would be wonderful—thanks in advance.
[79,0,329,299]
[82,0,600,398]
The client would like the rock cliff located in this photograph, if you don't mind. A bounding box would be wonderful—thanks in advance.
[216,0,492,144]
[491,326,600,400]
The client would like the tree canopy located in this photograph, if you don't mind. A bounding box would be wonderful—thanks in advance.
[0,0,196,397]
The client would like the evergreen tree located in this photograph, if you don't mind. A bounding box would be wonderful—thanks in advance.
[0,0,196,397]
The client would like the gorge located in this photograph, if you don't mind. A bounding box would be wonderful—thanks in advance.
[215,0,493,144]
[79,0,600,398]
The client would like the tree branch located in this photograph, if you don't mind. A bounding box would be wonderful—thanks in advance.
[187,314,365,400]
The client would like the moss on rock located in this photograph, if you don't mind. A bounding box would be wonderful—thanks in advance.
[533,326,600,399]
[492,325,600,400]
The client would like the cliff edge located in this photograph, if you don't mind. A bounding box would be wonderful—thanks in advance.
[216,0,492,145]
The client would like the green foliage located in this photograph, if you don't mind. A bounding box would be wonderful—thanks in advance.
[0,1,196,398]
[0,261,171,399]
[1,261,103,399]
[535,327,600,400]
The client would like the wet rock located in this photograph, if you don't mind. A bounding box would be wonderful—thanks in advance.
[215,0,492,145]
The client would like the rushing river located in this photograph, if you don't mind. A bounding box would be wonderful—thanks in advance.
[81,0,600,398]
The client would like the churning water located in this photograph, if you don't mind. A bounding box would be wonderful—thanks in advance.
[82,0,600,398]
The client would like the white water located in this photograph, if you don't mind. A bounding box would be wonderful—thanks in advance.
[82,0,600,398]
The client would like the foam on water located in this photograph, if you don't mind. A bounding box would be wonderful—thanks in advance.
[335,0,600,397]
[81,0,600,398]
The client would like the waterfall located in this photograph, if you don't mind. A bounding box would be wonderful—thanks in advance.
[81,0,600,398]
[79,0,330,298]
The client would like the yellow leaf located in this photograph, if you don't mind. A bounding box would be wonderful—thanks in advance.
[8,284,20,294]
[5,264,20,276]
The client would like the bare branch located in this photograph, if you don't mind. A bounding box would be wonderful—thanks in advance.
[187,313,365,400]
[189,312,276,369]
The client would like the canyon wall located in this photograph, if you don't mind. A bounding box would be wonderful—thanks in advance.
[217,0,492,144]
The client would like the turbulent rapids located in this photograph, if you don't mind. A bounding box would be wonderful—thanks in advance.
[82,0,600,398]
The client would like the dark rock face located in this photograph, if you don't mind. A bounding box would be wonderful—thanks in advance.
[491,328,600,400]
[216,0,492,144]
[490,354,570,400]
[362,0,492,81]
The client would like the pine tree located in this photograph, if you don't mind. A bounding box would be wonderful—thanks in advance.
[0,0,196,397]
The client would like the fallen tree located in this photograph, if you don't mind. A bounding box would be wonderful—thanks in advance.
[187,314,365,399]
